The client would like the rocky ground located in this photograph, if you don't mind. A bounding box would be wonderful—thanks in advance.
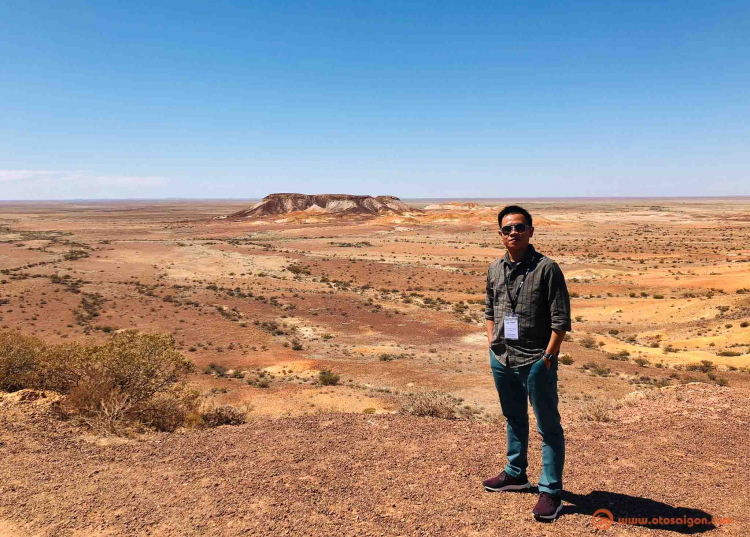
[0,383,747,536]
[1,199,749,535]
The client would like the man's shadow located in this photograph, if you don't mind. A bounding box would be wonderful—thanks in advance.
[558,489,718,534]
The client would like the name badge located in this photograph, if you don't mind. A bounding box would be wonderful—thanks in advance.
[504,314,519,340]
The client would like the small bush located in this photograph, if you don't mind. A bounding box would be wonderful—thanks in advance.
[686,360,715,374]
[319,370,340,386]
[581,362,610,376]
[580,337,596,349]
[205,362,227,377]
[399,391,458,419]
[607,350,630,361]
[559,354,574,365]
[201,405,248,427]
[138,384,201,432]
[579,399,614,423]
[682,375,703,384]
[634,358,650,367]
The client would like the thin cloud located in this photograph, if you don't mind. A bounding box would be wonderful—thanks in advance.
[0,170,169,200]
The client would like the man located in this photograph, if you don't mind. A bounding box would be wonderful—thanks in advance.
[482,205,571,521]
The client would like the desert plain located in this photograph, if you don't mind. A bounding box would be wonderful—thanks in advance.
[1,197,749,535]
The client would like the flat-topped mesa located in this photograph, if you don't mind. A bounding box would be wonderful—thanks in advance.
[229,193,413,218]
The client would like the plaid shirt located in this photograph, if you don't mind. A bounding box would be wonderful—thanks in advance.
[485,244,571,368]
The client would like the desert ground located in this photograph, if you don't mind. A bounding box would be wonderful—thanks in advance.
[1,198,749,535]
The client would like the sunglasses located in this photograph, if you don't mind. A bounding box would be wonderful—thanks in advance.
[500,223,529,235]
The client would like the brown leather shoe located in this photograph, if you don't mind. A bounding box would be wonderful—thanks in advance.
[482,471,532,492]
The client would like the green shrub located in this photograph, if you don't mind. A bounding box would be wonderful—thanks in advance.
[686,360,715,373]
[580,337,596,349]
[319,370,340,386]
[581,362,611,376]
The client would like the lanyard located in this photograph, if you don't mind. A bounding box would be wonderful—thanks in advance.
[503,263,531,314]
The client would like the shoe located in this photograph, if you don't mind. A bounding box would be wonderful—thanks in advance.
[533,492,563,520]
[482,471,532,492]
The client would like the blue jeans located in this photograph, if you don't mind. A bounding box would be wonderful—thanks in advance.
[489,348,565,496]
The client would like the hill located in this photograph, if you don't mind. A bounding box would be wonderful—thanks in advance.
[227,194,413,218]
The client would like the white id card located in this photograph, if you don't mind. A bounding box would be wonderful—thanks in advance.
[504,314,519,340]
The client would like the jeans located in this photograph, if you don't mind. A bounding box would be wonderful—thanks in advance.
[489,347,565,496]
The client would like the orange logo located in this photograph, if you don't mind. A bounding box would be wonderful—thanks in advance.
[592,509,614,530]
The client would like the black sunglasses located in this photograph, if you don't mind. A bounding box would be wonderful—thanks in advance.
[500,223,529,235]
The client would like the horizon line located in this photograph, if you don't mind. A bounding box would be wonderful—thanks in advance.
[1,195,750,203]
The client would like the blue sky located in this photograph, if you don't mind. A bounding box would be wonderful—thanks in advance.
[1,1,748,200]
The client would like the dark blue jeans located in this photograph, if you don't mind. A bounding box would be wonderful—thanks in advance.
[489,348,565,496]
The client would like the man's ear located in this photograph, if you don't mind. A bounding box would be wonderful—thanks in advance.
[528,226,534,239]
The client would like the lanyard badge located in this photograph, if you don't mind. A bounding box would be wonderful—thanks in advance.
[503,264,530,341]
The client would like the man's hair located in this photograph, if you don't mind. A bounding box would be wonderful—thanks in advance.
[498,205,533,227]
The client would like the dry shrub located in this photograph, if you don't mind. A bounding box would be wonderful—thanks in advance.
[578,398,618,423]
[138,384,202,432]
[201,404,249,427]
[0,330,197,433]
[0,331,48,392]
[399,391,458,419]
[64,382,132,433]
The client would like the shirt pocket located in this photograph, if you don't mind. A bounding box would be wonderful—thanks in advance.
[493,280,508,309]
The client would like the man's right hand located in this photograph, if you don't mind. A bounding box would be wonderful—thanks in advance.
[486,320,495,348]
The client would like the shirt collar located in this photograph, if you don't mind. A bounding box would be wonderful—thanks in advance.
[502,244,536,268]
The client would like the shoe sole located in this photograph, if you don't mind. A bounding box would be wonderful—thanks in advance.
[533,501,563,521]
[484,482,532,492]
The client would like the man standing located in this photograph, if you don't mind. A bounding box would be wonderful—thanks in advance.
[482,205,571,521]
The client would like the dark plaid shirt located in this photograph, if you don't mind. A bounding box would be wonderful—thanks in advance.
[485,245,571,368]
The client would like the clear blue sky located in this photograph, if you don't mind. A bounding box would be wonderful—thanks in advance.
[1,1,748,199]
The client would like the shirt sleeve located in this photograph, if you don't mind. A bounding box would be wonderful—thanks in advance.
[485,267,494,320]
[547,262,572,331]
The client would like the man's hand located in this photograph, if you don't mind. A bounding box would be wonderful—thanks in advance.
[486,320,494,347]
[543,329,566,370]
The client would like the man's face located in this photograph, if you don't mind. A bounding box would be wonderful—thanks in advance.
[499,213,533,252]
